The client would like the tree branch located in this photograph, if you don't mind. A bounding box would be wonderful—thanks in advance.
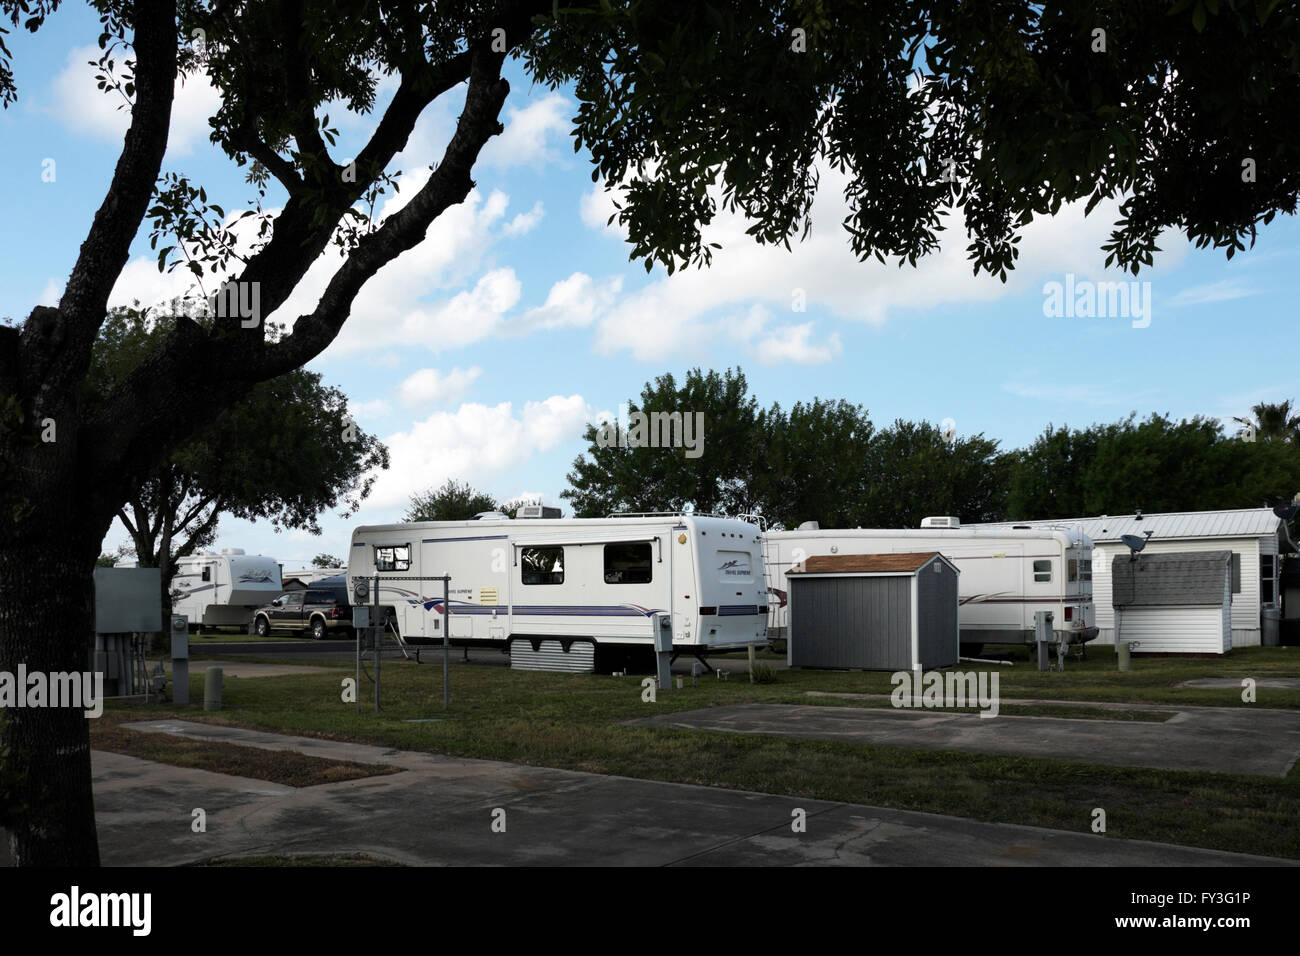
[262,47,513,375]
[28,0,177,400]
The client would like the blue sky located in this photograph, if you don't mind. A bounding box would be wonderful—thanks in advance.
[2,4,1297,569]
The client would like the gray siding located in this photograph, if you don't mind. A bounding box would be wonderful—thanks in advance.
[790,575,912,670]
[917,561,959,668]
[1112,550,1233,607]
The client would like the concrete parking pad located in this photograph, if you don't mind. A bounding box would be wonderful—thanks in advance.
[1179,677,1300,690]
[64,720,1295,866]
[628,701,1300,777]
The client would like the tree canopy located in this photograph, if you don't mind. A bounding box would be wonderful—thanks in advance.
[567,369,1300,530]
[406,478,503,522]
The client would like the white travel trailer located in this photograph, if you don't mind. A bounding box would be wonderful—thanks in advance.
[764,517,1098,652]
[347,512,768,669]
[170,549,283,629]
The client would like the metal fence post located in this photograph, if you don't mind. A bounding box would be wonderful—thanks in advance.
[372,572,380,713]
[443,576,450,710]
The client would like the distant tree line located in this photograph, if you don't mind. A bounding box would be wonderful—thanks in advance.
[552,369,1300,529]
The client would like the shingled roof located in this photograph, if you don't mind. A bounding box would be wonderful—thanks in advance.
[788,552,943,574]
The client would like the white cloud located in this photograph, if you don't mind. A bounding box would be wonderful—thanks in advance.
[754,323,842,365]
[1167,279,1258,308]
[397,366,483,407]
[583,163,1189,361]
[368,395,591,509]
[514,273,624,332]
[481,94,572,169]
[580,185,619,230]
[349,398,392,420]
[503,201,545,237]
[107,179,530,358]
[49,45,221,156]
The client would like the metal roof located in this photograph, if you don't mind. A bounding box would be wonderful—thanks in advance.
[971,508,1291,548]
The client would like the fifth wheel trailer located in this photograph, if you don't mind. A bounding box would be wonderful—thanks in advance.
[169,550,282,628]
[764,518,1098,653]
[348,511,769,670]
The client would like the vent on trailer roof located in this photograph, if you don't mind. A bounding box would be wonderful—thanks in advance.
[919,516,960,529]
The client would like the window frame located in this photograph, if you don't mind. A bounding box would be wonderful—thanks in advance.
[374,544,411,573]
[603,542,653,585]
[520,546,565,586]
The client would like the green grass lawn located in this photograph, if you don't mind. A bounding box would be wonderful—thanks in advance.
[97,644,1300,860]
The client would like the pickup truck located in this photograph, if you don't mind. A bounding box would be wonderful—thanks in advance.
[253,587,353,640]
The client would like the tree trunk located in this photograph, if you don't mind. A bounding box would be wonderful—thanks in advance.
[0,540,102,866]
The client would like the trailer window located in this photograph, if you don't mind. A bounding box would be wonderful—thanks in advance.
[375,545,410,572]
[1033,560,1052,583]
[605,543,652,584]
[521,547,564,585]
[202,566,211,582]
[1068,559,1078,582]
[1081,559,1092,582]
[1262,555,1275,603]
[1231,553,1241,594]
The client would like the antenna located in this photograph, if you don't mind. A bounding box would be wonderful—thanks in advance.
[1120,533,1147,562]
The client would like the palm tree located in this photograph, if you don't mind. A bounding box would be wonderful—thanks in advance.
[1234,400,1300,443]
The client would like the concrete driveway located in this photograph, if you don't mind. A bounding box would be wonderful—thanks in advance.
[628,699,1300,776]
[68,720,1296,867]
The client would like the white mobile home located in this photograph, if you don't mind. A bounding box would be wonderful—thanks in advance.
[765,518,1097,652]
[170,549,283,628]
[971,509,1293,646]
[348,512,768,669]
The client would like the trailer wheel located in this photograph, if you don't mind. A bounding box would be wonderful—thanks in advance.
[254,615,271,637]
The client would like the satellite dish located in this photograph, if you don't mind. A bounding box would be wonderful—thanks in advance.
[1121,534,1147,554]
[1273,505,1297,522]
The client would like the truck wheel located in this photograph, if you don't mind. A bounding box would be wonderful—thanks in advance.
[254,616,271,637]
[311,617,327,641]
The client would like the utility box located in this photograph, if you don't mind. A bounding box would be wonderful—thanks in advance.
[93,567,162,633]
[788,552,960,671]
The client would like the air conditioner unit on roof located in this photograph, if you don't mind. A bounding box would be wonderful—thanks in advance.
[920,516,960,529]
[516,505,562,519]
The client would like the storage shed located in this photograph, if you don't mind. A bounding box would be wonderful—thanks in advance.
[1111,550,1232,655]
[787,552,959,670]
